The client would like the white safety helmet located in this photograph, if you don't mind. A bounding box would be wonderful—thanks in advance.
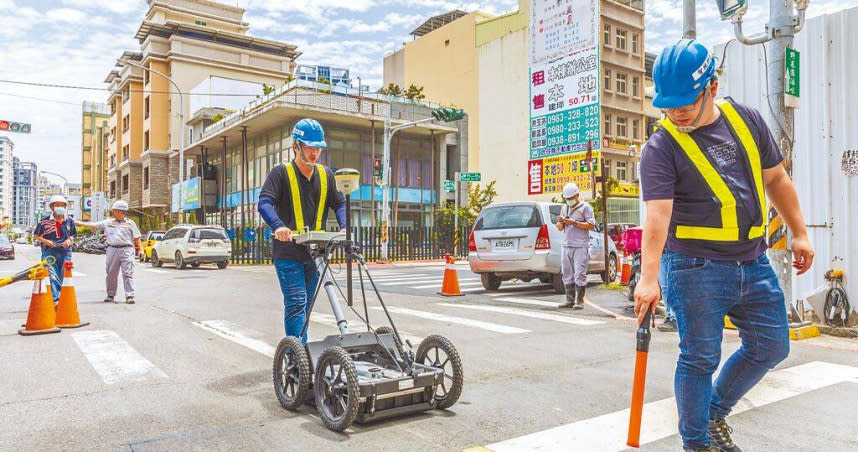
[48,195,68,207]
[111,200,129,211]
[562,183,580,199]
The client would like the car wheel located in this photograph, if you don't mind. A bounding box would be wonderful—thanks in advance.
[480,273,501,291]
[191,262,201,268]
[551,273,565,294]
[176,252,186,270]
[217,261,228,269]
[151,252,163,268]
[602,254,618,284]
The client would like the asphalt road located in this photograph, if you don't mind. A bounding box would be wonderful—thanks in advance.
[2,245,857,451]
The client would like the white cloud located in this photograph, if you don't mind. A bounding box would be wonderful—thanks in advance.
[60,0,144,15]
[45,8,88,24]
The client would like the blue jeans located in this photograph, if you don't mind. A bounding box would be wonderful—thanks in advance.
[42,248,70,303]
[274,259,319,344]
[658,255,674,320]
[663,250,789,449]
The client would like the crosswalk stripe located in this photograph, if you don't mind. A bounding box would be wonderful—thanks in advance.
[379,278,446,286]
[335,274,432,283]
[482,361,858,451]
[460,287,486,293]
[495,297,559,308]
[439,303,604,326]
[312,313,423,345]
[374,306,530,334]
[487,289,554,297]
[142,269,170,274]
[194,320,275,358]
[72,330,167,385]
[411,280,481,289]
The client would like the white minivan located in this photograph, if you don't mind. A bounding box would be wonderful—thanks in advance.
[151,225,231,269]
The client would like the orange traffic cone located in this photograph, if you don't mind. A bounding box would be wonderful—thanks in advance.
[19,268,61,336]
[438,254,464,297]
[620,252,631,285]
[56,261,89,329]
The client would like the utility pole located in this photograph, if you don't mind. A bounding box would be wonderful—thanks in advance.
[600,163,610,281]
[683,0,697,38]
[704,1,810,320]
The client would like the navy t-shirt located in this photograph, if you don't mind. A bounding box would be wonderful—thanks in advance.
[34,214,77,256]
[641,102,784,261]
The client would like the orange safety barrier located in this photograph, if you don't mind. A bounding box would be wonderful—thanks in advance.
[437,254,464,297]
[56,261,89,329]
[19,268,61,336]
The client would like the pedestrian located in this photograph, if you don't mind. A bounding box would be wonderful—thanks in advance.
[636,39,814,452]
[32,195,76,303]
[75,200,143,304]
[556,182,595,309]
[257,118,346,344]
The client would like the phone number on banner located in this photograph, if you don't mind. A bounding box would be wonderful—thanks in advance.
[530,104,600,159]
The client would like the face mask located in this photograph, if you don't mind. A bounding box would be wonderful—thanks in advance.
[53,207,67,216]
[566,200,577,207]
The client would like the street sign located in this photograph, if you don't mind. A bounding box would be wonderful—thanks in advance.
[785,48,800,98]
[716,0,748,20]
[443,180,455,192]
[0,120,31,134]
[459,172,481,182]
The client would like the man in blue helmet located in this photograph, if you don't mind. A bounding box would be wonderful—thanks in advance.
[257,118,346,344]
[635,39,814,452]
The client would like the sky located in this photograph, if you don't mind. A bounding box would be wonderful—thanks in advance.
[0,0,854,184]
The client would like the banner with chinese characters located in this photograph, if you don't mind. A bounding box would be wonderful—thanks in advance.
[529,0,600,185]
[528,151,601,196]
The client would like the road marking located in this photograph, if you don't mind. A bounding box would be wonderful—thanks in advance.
[194,320,275,358]
[460,287,486,293]
[379,278,447,286]
[482,361,858,451]
[335,274,432,283]
[487,289,554,297]
[374,306,530,334]
[142,269,170,274]
[440,303,604,326]
[71,330,167,385]
[496,297,560,308]
[72,271,86,277]
[312,312,423,345]
[411,280,481,289]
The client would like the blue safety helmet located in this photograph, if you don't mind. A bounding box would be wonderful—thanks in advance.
[652,39,716,109]
[292,118,327,148]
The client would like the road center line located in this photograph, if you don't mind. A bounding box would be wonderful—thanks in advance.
[71,330,167,385]
[373,306,530,334]
[482,361,858,451]
[440,303,604,326]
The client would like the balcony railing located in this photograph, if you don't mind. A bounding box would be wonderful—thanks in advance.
[612,0,644,12]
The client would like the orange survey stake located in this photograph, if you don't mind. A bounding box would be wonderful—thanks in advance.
[627,308,654,448]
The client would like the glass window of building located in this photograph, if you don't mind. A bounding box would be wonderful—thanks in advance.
[605,159,612,178]
[604,69,612,92]
[616,72,627,95]
[603,24,612,46]
[632,76,640,98]
[617,161,628,181]
[632,119,640,140]
[616,117,628,138]
[616,29,628,51]
[604,114,612,136]
[632,33,640,54]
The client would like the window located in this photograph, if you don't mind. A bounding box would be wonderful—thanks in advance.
[195,20,207,26]
[616,72,627,95]
[109,181,116,198]
[632,33,640,54]
[122,86,130,103]
[605,159,612,178]
[604,114,612,136]
[121,174,129,193]
[144,96,150,119]
[603,23,611,46]
[144,70,149,85]
[633,119,640,140]
[144,131,150,151]
[616,29,628,51]
[122,145,129,161]
[122,115,129,132]
[474,205,542,230]
[616,117,628,137]
[617,161,628,181]
[604,69,612,92]
[632,76,640,98]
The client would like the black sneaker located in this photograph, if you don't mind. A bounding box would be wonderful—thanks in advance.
[685,447,720,452]
[708,419,743,452]
[126,297,135,304]
[658,317,678,332]
[104,296,115,303]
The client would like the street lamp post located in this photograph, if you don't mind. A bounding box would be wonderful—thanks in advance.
[40,170,68,195]
[121,59,185,220]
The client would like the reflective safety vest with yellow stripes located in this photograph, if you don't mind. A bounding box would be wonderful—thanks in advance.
[657,98,768,242]
[283,162,328,233]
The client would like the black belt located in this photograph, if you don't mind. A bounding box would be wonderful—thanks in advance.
[109,245,133,248]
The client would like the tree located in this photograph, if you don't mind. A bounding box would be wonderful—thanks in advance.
[590,177,620,222]
[404,84,426,101]
[210,113,224,124]
[285,73,295,84]
[378,83,403,97]
[262,83,276,95]
[317,77,332,93]
[187,210,198,225]
[433,181,498,251]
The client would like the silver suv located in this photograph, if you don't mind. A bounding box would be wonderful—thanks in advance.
[467,202,618,293]
[151,225,231,270]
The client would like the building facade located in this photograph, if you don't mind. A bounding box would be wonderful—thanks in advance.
[295,65,352,86]
[12,157,38,229]
[81,102,110,220]
[66,183,83,220]
[38,175,63,215]
[383,10,490,175]
[185,81,462,229]
[103,0,300,220]
[475,0,645,218]
[0,137,13,226]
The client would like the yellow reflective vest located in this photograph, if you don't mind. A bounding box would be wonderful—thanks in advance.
[283,162,328,233]
[657,98,768,242]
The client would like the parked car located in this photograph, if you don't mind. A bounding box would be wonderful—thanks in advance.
[140,231,165,262]
[0,234,14,260]
[607,222,638,251]
[151,225,231,269]
[15,236,28,245]
[468,202,618,293]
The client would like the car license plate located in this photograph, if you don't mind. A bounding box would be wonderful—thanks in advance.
[493,239,517,250]
[208,242,217,248]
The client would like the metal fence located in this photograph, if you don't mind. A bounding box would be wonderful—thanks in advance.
[229,225,471,265]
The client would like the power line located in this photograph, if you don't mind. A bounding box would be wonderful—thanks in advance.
[0,91,82,106]
[0,79,365,97]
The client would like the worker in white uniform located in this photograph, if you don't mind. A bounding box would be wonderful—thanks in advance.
[556,183,596,309]
[75,200,143,304]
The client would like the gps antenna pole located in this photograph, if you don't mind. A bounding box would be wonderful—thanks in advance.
[346,191,353,307]
[627,308,654,448]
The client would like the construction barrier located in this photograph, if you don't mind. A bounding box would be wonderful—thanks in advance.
[56,261,89,329]
[438,254,464,297]
[19,268,61,336]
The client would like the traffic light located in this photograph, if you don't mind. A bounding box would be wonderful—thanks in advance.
[0,120,31,134]
[431,108,466,122]
[373,159,383,180]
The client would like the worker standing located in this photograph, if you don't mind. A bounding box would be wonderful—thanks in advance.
[636,39,814,452]
[556,183,595,309]
[257,118,346,344]
[33,195,77,303]
[75,200,143,304]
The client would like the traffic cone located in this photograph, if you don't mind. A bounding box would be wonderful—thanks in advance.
[620,252,631,285]
[56,261,89,329]
[18,268,61,336]
[437,254,464,297]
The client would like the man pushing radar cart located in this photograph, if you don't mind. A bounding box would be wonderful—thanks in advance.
[272,168,464,432]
